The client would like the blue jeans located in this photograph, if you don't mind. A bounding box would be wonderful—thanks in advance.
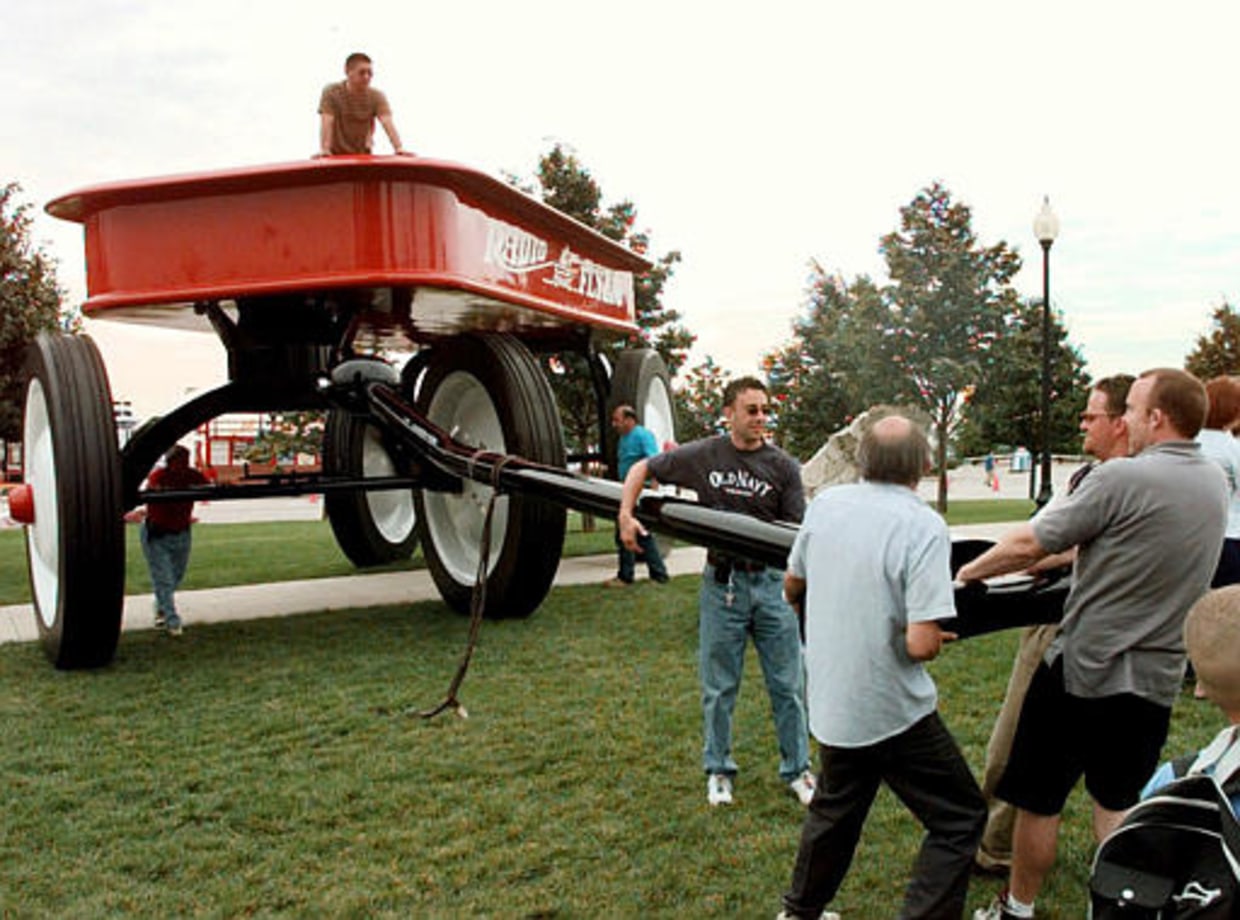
[140,522,193,627]
[615,528,669,582]
[699,563,809,782]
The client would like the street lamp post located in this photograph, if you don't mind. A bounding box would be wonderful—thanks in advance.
[1033,196,1059,509]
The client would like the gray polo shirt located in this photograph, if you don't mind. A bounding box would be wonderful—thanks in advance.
[1032,441,1227,706]
[789,481,955,746]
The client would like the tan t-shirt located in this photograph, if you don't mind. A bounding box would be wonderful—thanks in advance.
[318,82,392,154]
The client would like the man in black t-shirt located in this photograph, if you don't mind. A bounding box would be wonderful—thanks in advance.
[618,376,813,807]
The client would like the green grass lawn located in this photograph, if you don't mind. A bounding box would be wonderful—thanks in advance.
[0,514,617,607]
[0,577,1224,917]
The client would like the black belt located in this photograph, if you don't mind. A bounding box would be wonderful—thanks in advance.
[707,551,765,573]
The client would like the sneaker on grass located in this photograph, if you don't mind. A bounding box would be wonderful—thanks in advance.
[973,892,1030,919]
[707,773,733,806]
[789,769,816,806]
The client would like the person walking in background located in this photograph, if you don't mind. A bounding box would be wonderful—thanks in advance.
[618,376,813,808]
[778,413,984,920]
[961,368,1227,920]
[974,374,1133,875]
[604,404,668,587]
[984,452,999,492]
[316,52,413,157]
[138,445,208,636]
[1197,375,1240,587]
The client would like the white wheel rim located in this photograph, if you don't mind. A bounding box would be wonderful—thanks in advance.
[23,379,60,629]
[643,376,676,451]
[424,371,508,584]
[360,425,416,544]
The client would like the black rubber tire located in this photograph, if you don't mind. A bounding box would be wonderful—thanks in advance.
[322,409,419,567]
[607,348,677,477]
[413,334,567,619]
[22,334,125,669]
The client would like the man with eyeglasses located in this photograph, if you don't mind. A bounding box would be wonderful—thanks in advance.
[963,369,1227,920]
[974,373,1133,875]
[618,376,814,807]
[316,52,414,158]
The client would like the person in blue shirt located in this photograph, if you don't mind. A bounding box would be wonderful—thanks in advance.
[605,405,669,586]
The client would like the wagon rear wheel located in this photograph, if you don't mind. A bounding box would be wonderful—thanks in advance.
[22,334,125,669]
[413,335,566,619]
[607,348,677,470]
[608,348,677,557]
[323,411,418,566]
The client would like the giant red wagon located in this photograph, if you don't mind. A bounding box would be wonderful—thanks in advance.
[18,156,1063,670]
[24,157,678,668]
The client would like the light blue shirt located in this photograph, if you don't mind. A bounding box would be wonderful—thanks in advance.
[788,481,955,747]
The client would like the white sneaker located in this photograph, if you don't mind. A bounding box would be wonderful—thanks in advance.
[776,911,839,919]
[789,769,816,806]
[707,773,734,806]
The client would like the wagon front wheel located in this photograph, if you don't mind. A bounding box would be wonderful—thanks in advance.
[22,334,125,669]
[413,335,566,619]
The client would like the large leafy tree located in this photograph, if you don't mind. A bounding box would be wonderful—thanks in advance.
[954,297,1091,460]
[1,182,69,441]
[880,183,1023,509]
[519,145,692,455]
[1185,301,1240,380]
[767,184,1043,509]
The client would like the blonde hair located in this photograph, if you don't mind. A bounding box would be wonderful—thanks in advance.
[1185,586,1240,712]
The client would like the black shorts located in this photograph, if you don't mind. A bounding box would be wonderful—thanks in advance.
[996,657,1171,814]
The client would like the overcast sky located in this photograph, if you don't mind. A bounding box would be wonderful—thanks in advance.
[5,0,1239,418]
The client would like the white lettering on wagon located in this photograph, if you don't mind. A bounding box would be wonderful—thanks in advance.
[484,219,550,273]
[544,246,634,310]
[483,217,635,311]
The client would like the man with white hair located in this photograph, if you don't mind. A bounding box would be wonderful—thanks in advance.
[778,413,985,920]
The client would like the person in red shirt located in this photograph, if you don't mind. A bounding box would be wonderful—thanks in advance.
[140,445,208,636]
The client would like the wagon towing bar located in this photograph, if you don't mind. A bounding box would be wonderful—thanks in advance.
[346,361,1068,640]
[130,359,1067,639]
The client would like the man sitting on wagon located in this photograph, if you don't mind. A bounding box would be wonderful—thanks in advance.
[316,52,414,158]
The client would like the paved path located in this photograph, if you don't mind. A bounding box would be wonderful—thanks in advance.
[0,522,1016,647]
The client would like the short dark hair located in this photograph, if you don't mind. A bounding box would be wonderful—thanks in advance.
[1094,374,1135,417]
[857,414,929,487]
[1205,376,1240,430]
[1140,368,1209,438]
[615,404,638,421]
[722,375,767,408]
[164,444,190,466]
[345,52,372,70]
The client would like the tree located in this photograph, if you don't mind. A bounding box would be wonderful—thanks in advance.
[517,145,692,455]
[1,182,68,441]
[674,356,729,443]
[764,269,901,459]
[953,297,1091,460]
[880,183,1023,510]
[1185,301,1240,380]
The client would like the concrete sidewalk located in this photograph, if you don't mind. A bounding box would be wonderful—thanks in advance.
[0,547,706,646]
[1,523,1015,647]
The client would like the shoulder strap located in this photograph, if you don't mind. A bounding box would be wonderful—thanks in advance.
[1190,726,1240,777]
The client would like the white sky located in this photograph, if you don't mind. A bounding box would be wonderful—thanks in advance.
[5,0,1239,418]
